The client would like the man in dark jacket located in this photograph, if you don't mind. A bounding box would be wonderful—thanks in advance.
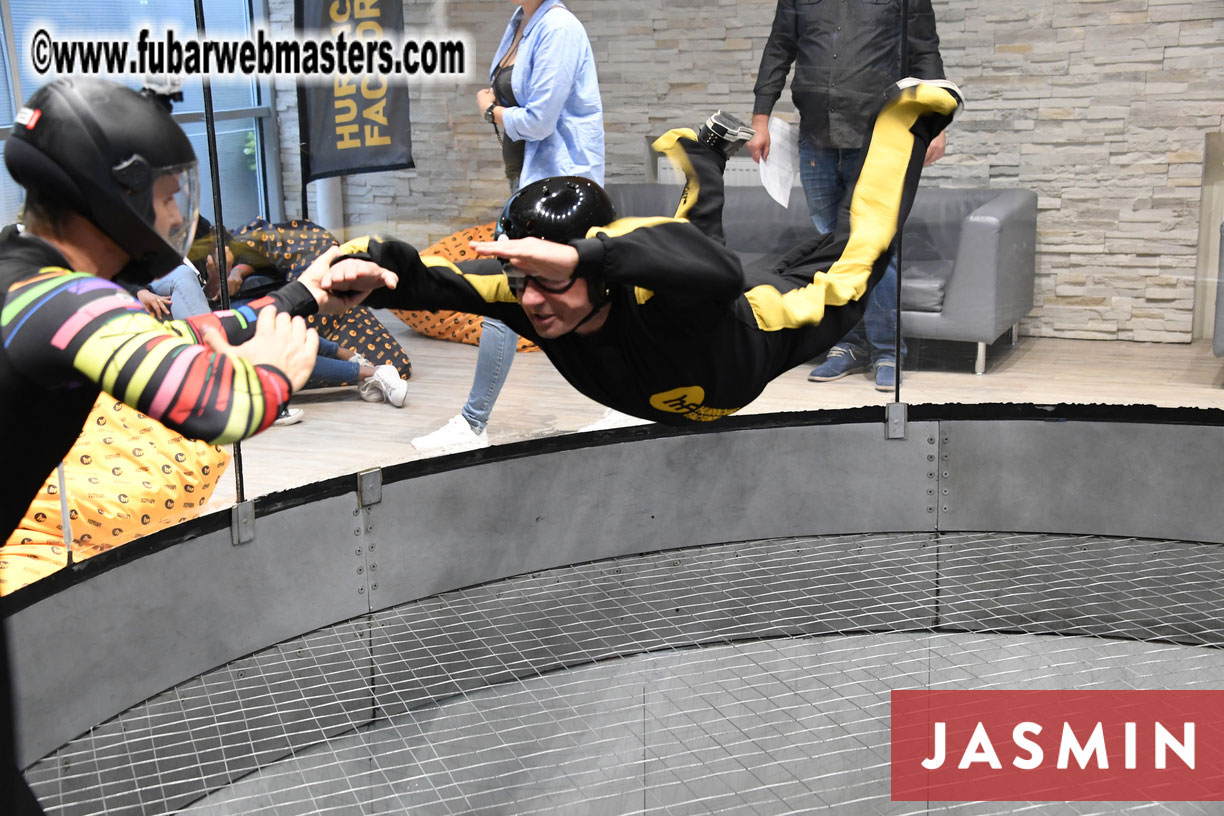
[746,0,947,391]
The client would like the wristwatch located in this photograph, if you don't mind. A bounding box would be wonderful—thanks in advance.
[484,103,497,124]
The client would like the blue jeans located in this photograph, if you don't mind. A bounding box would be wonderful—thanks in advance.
[461,175,523,433]
[149,263,212,320]
[461,318,516,432]
[305,337,362,389]
[798,137,904,364]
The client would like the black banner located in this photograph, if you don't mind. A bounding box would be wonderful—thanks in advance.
[294,0,414,184]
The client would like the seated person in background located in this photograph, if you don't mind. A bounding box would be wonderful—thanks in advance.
[190,219,409,410]
[131,258,213,320]
[322,80,962,427]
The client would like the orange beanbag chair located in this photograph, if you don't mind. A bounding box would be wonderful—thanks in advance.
[391,223,539,352]
[2,397,230,595]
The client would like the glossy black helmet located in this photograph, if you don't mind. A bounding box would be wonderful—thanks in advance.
[4,77,199,284]
[496,176,616,242]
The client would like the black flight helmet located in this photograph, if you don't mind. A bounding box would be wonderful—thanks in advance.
[496,175,616,244]
[4,77,200,284]
[495,176,616,303]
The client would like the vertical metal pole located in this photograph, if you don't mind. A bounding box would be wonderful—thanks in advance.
[194,0,245,503]
[298,118,311,220]
[0,1,25,113]
[55,463,73,568]
[294,1,311,219]
[894,0,910,404]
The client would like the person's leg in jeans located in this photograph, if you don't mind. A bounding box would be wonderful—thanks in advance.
[300,337,408,406]
[461,318,517,433]
[411,317,512,454]
[304,338,360,388]
[802,139,870,381]
[413,166,525,454]
[861,250,904,389]
[829,147,906,378]
[148,263,211,320]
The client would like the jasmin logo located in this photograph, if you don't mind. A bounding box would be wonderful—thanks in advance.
[922,720,1193,771]
[891,690,1224,802]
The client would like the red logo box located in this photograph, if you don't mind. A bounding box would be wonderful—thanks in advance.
[892,690,1224,801]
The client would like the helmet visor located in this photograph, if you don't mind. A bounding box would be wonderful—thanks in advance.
[151,161,199,260]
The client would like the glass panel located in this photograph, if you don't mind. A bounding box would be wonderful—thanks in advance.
[182,117,263,228]
[0,155,23,226]
[7,0,255,111]
[0,17,14,125]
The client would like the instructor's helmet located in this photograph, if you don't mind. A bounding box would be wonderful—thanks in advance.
[4,77,199,285]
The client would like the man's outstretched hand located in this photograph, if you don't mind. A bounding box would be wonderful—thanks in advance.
[298,246,399,313]
[470,237,579,283]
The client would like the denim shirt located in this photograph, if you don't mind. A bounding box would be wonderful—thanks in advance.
[490,0,604,185]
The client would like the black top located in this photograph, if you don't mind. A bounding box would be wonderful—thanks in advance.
[493,63,524,186]
[752,0,944,148]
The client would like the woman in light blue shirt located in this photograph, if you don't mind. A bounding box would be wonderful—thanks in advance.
[412,0,605,456]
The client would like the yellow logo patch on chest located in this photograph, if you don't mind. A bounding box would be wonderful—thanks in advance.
[649,387,739,422]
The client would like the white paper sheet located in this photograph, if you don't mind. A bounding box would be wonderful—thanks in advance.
[758,117,799,207]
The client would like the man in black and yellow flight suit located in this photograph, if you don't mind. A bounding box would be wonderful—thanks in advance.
[326,80,962,425]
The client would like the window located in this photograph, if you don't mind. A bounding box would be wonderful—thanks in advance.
[0,0,280,229]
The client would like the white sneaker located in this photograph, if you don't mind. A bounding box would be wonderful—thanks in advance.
[412,414,489,455]
[350,352,373,367]
[359,364,408,407]
[273,406,304,426]
[578,408,649,433]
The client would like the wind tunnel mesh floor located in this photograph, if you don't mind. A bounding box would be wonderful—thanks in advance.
[25,532,1224,815]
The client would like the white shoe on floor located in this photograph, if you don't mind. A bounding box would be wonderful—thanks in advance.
[359,364,408,407]
[412,414,490,455]
[578,408,649,433]
[273,406,304,426]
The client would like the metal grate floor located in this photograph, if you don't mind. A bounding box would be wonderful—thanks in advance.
[25,532,1224,815]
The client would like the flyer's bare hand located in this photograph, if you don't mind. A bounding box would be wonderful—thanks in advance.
[469,237,579,282]
[299,246,398,313]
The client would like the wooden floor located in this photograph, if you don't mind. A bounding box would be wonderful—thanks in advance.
[211,311,1224,506]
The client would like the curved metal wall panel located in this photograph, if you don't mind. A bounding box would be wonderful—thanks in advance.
[939,421,1224,545]
[12,414,1224,773]
[365,423,940,613]
[11,493,372,766]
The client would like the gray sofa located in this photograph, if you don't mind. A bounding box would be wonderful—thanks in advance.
[1215,222,1223,358]
[604,182,1038,374]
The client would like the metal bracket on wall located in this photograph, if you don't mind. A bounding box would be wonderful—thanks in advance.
[358,469,382,507]
[355,470,382,608]
[885,402,908,440]
[231,500,255,546]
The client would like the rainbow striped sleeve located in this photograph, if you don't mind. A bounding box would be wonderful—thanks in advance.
[3,271,291,443]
